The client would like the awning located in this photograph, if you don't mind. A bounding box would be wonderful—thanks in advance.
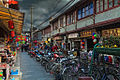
[0,5,24,35]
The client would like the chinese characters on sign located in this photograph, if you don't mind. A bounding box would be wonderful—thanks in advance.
[68,33,78,38]
[0,63,7,69]
[102,28,120,37]
[53,36,63,40]
[80,29,96,37]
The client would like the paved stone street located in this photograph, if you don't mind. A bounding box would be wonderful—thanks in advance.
[20,52,55,80]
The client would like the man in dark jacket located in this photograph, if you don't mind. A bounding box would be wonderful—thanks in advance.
[21,44,24,52]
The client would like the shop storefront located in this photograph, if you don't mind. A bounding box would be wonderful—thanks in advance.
[53,36,63,49]
[102,28,120,37]
[80,29,96,51]
[68,33,79,50]
[0,4,24,80]
[0,63,10,80]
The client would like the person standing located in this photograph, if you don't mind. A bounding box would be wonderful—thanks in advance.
[21,44,24,52]
[74,47,80,63]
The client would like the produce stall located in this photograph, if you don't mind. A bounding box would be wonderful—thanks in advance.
[89,42,120,79]
[0,1,24,79]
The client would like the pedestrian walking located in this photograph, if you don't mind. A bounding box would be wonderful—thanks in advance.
[24,43,27,52]
[21,44,24,52]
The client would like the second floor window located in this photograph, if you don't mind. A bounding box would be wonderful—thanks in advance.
[78,2,93,20]
[78,9,81,19]
[114,0,119,6]
[96,0,119,13]
[60,17,63,27]
[55,22,58,30]
[53,21,58,30]
[90,2,93,14]
[72,12,75,23]
[67,15,72,25]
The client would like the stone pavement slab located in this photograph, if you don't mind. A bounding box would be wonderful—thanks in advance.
[20,52,55,80]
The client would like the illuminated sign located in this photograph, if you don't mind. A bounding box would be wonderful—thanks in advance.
[80,29,96,37]
[68,33,78,38]
[102,28,120,37]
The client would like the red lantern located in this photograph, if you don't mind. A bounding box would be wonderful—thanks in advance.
[8,35,10,41]
[92,36,95,39]
[25,38,27,41]
[81,40,85,49]
[11,31,15,37]
[94,42,97,44]
[16,38,19,42]
[10,39,13,42]
[33,40,37,43]
[8,20,14,29]
[8,0,18,4]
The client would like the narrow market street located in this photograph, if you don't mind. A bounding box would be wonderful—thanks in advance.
[20,52,55,80]
[0,0,120,80]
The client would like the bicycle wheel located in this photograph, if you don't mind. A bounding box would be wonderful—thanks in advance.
[105,74,119,80]
[36,57,40,62]
[91,67,101,80]
[45,62,51,73]
[62,69,72,80]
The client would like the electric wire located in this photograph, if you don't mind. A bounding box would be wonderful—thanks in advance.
[34,0,62,28]
[52,0,62,11]
[35,0,75,28]
[53,0,75,18]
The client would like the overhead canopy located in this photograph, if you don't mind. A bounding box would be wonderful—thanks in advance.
[0,5,24,35]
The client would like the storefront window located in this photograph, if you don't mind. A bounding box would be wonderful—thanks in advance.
[63,16,66,26]
[90,2,93,14]
[86,6,89,16]
[67,15,69,25]
[96,0,99,13]
[82,7,85,18]
[55,21,58,30]
[71,14,73,23]
[60,17,63,27]
[78,9,82,19]
[53,23,55,30]
[72,12,75,23]
[77,2,93,19]
[114,0,119,6]
[69,15,72,24]
[109,0,113,8]
[100,0,104,11]
[96,0,119,13]
[67,14,74,25]
[104,0,108,10]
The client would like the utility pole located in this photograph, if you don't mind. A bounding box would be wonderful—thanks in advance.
[30,7,33,43]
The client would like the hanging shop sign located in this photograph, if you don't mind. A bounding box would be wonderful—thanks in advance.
[0,44,4,51]
[68,33,78,38]
[0,63,7,69]
[80,29,96,37]
[53,36,63,40]
[41,41,44,43]
[102,28,120,37]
